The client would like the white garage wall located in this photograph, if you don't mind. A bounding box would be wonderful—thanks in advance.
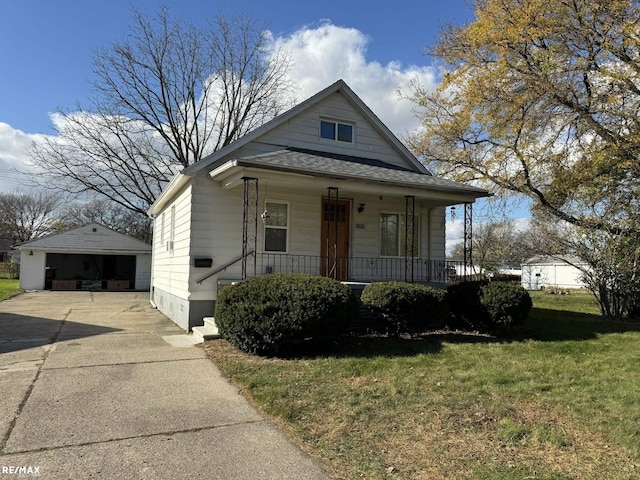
[19,250,46,290]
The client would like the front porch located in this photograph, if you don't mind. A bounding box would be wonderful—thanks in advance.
[250,253,465,285]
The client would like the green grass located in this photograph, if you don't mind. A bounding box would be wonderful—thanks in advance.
[0,279,20,301]
[202,290,640,479]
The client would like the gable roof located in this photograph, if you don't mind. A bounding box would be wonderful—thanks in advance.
[182,79,426,177]
[148,79,490,215]
[16,223,151,254]
[522,255,587,266]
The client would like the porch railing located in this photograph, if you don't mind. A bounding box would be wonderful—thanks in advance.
[250,253,467,284]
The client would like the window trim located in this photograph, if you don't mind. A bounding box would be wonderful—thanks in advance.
[263,200,290,253]
[169,205,175,254]
[379,211,420,258]
[160,212,165,247]
[319,118,355,144]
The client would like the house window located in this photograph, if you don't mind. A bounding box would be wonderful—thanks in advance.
[320,120,353,143]
[169,206,175,253]
[264,202,288,252]
[160,213,165,246]
[380,213,419,257]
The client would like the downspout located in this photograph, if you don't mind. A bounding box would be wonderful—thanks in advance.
[148,213,157,309]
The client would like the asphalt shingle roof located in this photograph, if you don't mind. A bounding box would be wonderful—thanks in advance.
[223,147,489,197]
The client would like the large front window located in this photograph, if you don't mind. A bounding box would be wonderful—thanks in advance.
[264,202,288,252]
[380,213,419,257]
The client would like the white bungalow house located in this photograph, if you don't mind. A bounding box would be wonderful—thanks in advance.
[521,255,589,290]
[147,80,490,330]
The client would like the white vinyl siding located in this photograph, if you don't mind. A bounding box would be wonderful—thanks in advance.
[150,182,193,301]
[243,92,413,170]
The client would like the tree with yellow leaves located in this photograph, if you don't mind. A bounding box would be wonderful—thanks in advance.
[410,0,639,235]
[410,0,640,316]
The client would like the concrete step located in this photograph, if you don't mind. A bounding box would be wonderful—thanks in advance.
[191,317,220,343]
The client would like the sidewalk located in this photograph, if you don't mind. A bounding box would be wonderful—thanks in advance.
[0,291,328,479]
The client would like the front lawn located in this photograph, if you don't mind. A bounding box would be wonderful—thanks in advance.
[202,289,640,479]
[0,279,21,301]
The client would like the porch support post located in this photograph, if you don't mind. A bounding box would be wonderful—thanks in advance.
[242,177,258,280]
[405,195,415,283]
[463,202,473,281]
[326,187,339,279]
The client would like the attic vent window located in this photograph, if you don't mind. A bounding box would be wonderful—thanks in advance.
[320,120,353,143]
[92,228,97,232]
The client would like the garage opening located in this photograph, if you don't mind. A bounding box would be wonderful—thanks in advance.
[45,253,136,290]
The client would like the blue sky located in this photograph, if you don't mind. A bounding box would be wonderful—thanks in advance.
[0,0,473,135]
[0,1,530,244]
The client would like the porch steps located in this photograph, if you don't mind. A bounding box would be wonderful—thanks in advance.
[192,317,220,343]
[345,282,382,334]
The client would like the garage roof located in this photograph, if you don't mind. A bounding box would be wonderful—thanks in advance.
[16,223,151,254]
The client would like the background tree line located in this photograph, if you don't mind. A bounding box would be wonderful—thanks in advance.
[0,191,153,246]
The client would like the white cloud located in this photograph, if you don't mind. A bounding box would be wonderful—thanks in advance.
[272,22,438,136]
[2,23,439,193]
[446,218,464,255]
[0,122,42,192]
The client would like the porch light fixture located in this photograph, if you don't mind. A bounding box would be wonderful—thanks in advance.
[261,209,270,221]
[357,203,366,213]
[29,250,34,256]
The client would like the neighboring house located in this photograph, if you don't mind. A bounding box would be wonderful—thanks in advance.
[16,223,152,291]
[147,79,490,330]
[521,255,589,290]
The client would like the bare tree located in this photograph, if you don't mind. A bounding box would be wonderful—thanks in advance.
[61,199,152,243]
[450,219,524,273]
[28,7,292,214]
[0,190,63,245]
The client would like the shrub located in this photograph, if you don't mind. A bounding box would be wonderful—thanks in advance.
[214,273,357,356]
[445,281,532,332]
[480,282,533,328]
[0,261,19,280]
[360,281,447,336]
[445,280,489,330]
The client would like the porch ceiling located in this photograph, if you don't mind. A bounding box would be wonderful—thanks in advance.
[209,147,490,201]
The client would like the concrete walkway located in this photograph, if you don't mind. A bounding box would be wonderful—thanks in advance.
[0,291,328,479]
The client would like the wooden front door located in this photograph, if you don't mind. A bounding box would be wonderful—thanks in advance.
[321,199,350,279]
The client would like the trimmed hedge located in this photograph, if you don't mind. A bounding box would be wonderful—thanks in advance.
[444,281,489,330]
[360,281,447,336]
[214,273,357,356]
[480,282,533,327]
[445,281,532,331]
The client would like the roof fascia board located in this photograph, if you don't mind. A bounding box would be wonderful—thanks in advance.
[217,165,484,203]
[147,173,191,216]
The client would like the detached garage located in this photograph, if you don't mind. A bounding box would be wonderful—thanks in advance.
[17,223,152,291]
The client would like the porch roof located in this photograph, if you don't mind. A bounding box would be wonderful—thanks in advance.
[209,147,490,199]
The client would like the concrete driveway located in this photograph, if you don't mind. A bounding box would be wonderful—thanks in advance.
[0,291,328,479]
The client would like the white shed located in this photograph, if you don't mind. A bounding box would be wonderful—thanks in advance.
[521,255,589,290]
[16,223,152,291]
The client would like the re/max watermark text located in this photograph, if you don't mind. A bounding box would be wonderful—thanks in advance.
[1,466,40,477]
